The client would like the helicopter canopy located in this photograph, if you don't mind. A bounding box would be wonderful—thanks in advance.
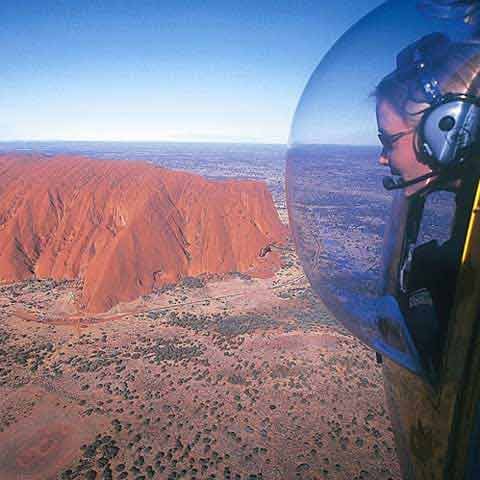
[286,0,476,375]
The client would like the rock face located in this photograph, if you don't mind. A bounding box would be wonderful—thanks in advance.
[0,154,288,312]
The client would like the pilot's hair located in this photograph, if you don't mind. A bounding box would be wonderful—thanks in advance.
[374,35,480,125]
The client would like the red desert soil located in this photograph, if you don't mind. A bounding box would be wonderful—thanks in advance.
[0,153,287,313]
[0,248,401,479]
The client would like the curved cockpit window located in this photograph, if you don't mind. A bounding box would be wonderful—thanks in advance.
[286,0,479,381]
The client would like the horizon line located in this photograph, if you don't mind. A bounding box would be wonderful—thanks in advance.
[0,139,381,148]
[0,139,288,146]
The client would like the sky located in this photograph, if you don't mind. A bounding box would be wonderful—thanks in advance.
[1,0,386,144]
[290,0,475,145]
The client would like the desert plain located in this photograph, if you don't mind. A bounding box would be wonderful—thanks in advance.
[0,248,400,480]
[0,145,400,480]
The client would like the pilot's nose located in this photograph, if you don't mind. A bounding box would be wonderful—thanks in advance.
[379,150,390,166]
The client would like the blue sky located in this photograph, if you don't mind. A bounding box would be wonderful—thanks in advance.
[290,0,475,145]
[1,0,385,143]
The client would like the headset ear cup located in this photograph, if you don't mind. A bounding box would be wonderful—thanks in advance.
[415,112,436,168]
[414,95,480,172]
[425,97,480,169]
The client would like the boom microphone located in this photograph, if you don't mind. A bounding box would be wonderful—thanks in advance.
[382,171,438,191]
[382,176,402,190]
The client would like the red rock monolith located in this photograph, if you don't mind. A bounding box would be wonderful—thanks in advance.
[0,154,287,312]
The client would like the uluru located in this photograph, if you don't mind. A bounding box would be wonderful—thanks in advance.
[0,153,288,313]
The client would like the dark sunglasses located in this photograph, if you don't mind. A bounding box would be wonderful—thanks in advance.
[377,128,414,151]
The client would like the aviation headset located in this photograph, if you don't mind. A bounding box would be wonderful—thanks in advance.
[383,33,480,191]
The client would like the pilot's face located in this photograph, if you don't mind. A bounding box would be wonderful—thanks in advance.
[376,99,432,196]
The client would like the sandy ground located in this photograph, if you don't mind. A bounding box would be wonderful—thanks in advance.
[0,247,401,480]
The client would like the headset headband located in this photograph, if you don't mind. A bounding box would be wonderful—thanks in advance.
[396,33,450,104]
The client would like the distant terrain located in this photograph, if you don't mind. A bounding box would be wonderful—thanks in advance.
[0,143,400,480]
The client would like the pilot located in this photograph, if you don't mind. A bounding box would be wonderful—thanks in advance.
[374,33,480,370]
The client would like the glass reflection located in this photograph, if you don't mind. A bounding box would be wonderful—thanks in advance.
[286,0,480,379]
